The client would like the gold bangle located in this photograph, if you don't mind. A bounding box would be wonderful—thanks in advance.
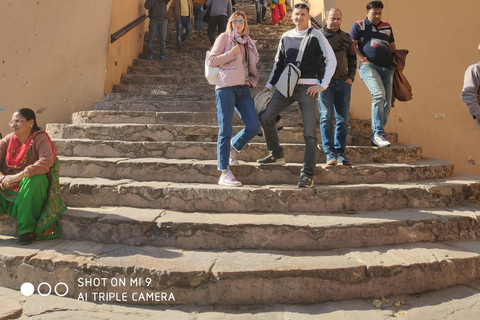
[22,171,27,178]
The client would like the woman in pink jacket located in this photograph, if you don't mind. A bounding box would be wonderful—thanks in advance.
[208,11,260,187]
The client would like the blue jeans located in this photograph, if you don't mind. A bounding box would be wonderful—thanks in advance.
[319,79,352,155]
[358,62,394,137]
[253,0,267,23]
[193,4,205,32]
[260,85,318,178]
[216,85,259,171]
[148,19,167,57]
[176,16,193,49]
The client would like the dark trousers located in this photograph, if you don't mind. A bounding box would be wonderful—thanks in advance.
[208,15,227,46]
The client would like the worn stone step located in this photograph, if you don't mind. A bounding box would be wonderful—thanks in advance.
[94,98,325,115]
[97,97,215,109]
[70,111,371,132]
[57,157,453,185]
[112,83,215,94]
[47,123,391,146]
[111,83,274,96]
[119,73,273,86]
[2,204,476,251]
[127,62,274,76]
[144,36,283,48]
[131,58,274,71]
[138,49,278,61]
[1,236,480,305]
[52,139,418,163]
[57,174,480,213]
[143,42,279,54]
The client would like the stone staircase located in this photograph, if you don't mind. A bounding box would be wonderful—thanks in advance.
[1,0,480,307]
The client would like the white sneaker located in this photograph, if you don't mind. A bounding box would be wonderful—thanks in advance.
[218,170,242,187]
[229,145,239,165]
[371,134,391,147]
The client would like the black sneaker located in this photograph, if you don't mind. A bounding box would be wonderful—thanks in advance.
[336,153,352,166]
[298,176,313,188]
[257,154,285,165]
[19,232,34,245]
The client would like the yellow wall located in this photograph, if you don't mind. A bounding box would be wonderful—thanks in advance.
[104,0,148,93]
[0,0,112,135]
[0,0,147,136]
[332,0,480,175]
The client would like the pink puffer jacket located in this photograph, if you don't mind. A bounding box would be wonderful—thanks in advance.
[208,32,259,90]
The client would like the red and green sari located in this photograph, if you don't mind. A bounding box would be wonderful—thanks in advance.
[1,130,66,239]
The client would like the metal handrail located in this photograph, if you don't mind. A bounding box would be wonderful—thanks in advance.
[110,14,148,43]
[309,16,322,29]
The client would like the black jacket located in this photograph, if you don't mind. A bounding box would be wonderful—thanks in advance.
[145,0,171,20]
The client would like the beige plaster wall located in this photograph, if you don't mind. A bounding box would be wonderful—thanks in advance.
[0,0,112,135]
[334,0,480,175]
[104,0,148,93]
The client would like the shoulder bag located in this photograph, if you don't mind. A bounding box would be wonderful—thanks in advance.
[275,28,312,98]
[205,49,219,85]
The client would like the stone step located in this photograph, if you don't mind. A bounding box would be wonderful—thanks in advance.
[47,123,392,146]
[127,62,274,75]
[138,49,278,61]
[57,157,453,185]
[144,36,284,48]
[1,235,480,305]
[57,174,480,213]
[143,39,279,52]
[100,94,214,104]
[95,96,326,113]
[119,73,273,86]
[3,284,480,320]
[1,204,476,251]
[131,58,274,71]
[71,110,371,132]
[112,83,215,94]
[52,139,418,162]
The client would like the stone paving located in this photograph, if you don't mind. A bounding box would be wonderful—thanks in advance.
[2,0,480,317]
[2,282,480,319]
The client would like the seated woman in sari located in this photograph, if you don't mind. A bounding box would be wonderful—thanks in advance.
[0,108,66,245]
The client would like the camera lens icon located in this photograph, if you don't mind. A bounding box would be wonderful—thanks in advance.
[20,282,69,297]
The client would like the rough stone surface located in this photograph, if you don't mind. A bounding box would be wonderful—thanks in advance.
[2,0,480,311]
[2,282,480,319]
[2,235,480,306]
[53,139,419,163]
[58,157,453,185]
[58,175,480,213]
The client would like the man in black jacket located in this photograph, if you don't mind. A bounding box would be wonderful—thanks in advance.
[145,0,171,60]
[319,8,356,166]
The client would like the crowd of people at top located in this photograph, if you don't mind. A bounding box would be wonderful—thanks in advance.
[144,0,292,60]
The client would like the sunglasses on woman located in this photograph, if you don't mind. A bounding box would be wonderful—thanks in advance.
[232,19,245,24]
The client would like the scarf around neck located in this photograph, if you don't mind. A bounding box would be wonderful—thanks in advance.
[6,130,56,169]
[232,30,258,57]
